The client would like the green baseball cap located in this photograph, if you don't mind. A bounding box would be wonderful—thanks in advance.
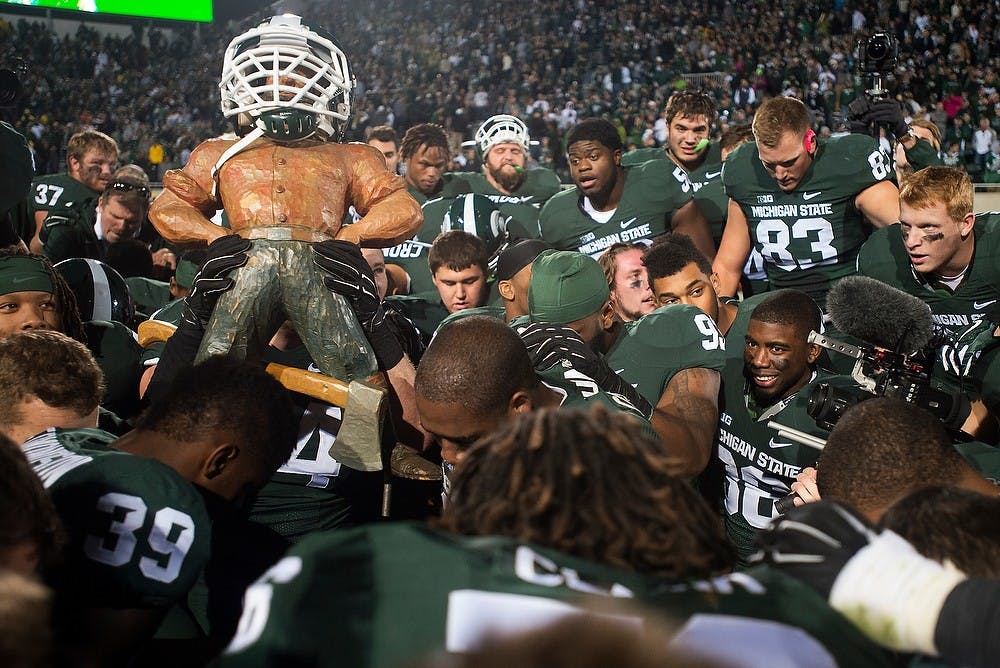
[529,250,609,323]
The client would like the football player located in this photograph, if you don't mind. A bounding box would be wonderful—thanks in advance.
[399,123,450,204]
[14,351,296,666]
[538,118,714,261]
[598,242,656,323]
[387,230,492,342]
[526,250,725,477]
[715,290,859,562]
[713,96,899,306]
[441,114,561,240]
[415,316,650,477]
[22,130,118,253]
[367,125,400,174]
[622,89,721,177]
[219,407,891,668]
[857,167,1000,344]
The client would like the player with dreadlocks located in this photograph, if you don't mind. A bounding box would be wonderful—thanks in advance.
[399,123,451,204]
[0,247,85,342]
[440,404,730,577]
[221,405,893,668]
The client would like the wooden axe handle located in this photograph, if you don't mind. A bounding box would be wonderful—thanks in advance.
[265,363,350,407]
[137,319,360,406]
[138,319,178,348]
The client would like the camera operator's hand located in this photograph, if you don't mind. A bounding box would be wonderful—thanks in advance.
[181,234,252,331]
[847,97,908,139]
[313,239,404,369]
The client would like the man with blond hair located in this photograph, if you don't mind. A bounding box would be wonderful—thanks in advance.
[713,96,900,306]
[857,166,1000,338]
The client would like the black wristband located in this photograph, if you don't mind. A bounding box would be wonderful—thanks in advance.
[934,578,1000,668]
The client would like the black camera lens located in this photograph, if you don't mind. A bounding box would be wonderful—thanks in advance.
[807,383,860,431]
[867,37,889,60]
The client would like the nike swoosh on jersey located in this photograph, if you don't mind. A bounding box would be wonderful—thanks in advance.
[704,171,722,179]
[768,438,795,449]
[974,299,998,309]
[620,217,638,229]
[802,191,822,200]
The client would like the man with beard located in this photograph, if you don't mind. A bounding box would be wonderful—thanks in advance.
[441,114,561,240]
[538,119,714,261]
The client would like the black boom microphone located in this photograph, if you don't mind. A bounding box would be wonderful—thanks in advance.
[826,276,934,353]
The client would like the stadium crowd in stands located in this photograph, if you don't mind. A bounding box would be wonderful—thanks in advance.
[2,0,1000,180]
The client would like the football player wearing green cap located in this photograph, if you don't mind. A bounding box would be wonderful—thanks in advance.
[441,114,561,240]
[538,118,715,261]
[713,96,899,307]
[525,249,726,477]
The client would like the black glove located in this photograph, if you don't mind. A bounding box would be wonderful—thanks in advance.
[515,322,652,416]
[147,234,251,405]
[181,234,252,330]
[750,500,877,598]
[847,97,908,139]
[313,239,404,369]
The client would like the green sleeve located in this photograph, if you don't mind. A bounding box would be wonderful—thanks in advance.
[903,137,944,171]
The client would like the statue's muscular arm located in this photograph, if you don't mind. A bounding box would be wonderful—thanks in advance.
[149,139,231,246]
[336,143,423,248]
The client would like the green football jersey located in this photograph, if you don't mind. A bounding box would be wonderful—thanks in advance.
[857,213,1000,337]
[441,169,561,240]
[605,304,727,408]
[537,362,653,433]
[381,199,441,297]
[538,160,693,258]
[29,172,98,218]
[724,134,894,305]
[716,362,858,558]
[24,428,212,609]
[219,523,891,668]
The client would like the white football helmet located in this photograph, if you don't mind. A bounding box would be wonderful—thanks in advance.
[473,114,533,156]
[219,14,353,141]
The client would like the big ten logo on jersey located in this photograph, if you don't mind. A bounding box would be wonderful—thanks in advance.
[383,238,431,260]
[281,402,344,485]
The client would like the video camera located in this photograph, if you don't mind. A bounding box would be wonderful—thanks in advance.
[854,29,898,100]
[806,331,970,434]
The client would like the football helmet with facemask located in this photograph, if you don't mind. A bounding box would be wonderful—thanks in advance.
[468,114,535,157]
[219,14,353,142]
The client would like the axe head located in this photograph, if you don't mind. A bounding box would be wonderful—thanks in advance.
[329,380,387,471]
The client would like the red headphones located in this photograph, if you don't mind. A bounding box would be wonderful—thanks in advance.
[803,129,817,153]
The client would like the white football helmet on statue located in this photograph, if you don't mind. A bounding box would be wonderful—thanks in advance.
[219,14,353,141]
[471,114,534,156]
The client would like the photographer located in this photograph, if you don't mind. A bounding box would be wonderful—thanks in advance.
[847,30,943,175]
[0,120,34,248]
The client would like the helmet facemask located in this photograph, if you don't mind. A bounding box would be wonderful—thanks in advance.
[220,14,353,141]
